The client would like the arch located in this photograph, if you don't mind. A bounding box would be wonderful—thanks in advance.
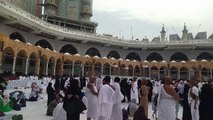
[134,65,140,76]
[170,52,188,62]
[180,67,189,80]
[63,60,72,76]
[48,57,55,75]
[3,47,15,56]
[94,62,102,76]
[146,52,163,62]
[170,67,178,80]
[196,52,213,61]
[35,40,53,50]
[59,44,78,55]
[126,52,141,61]
[103,63,110,75]
[40,55,48,76]
[128,65,134,76]
[16,50,28,75]
[201,67,210,80]
[83,62,91,76]
[56,58,62,76]
[74,60,82,76]
[150,66,158,79]
[107,50,120,59]
[9,32,26,43]
[160,66,167,79]
[2,47,15,74]
[85,47,101,57]
[28,52,37,75]
[120,64,126,76]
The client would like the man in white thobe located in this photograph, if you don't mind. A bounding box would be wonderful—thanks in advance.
[130,79,139,104]
[97,76,115,120]
[189,82,199,120]
[110,77,124,120]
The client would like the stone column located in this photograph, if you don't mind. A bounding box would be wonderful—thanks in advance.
[81,64,84,76]
[36,59,40,76]
[12,56,16,74]
[168,68,170,76]
[72,62,74,76]
[0,51,2,74]
[177,68,180,80]
[158,68,160,80]
[148,67,151,77]
[45,61,49,75]
[53,62,56,76]
[101,64,104,77]
[188,69,191,80]
[109,66,112,76]
[25,59,29,75]
[210,69,212,79]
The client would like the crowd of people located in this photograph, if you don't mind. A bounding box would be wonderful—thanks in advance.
[0,74,213,120]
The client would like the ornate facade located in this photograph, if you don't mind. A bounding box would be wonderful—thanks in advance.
[0,0,212,80]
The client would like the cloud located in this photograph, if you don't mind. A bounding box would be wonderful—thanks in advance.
[92,0,213,39]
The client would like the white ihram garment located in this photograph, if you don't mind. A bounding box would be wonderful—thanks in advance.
[86,83,98,119]
[157,85,176,120]
[53,103,67,120]
[96,84,115,120]
[110,82,124,120]
[188,86,199,120]
[130,81,139,104]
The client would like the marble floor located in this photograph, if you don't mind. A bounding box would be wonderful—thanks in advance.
[1,88,183,120]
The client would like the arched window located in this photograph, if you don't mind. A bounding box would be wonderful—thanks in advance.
[59,44,78,55]
[35,40,53,50]
[146,52,163,62]
[170,52,188,62]
[126,52,141,61]
[9,32,26,43]
[85,47,101,57]
[196,52,213,61]
[107,50,120,59]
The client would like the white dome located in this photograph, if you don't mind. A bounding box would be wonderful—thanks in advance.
[84,55,90,57]
[201,59,207,62]
[64,52,70,55]
[171,60,176,63]
[151,60,157,63]
[190,59,197,62]
[118,58,123,61]
[102,56,107,59]
[126,59,130,61]
[94,55,99,58]
[74,54,81,56]
[181,60,186,63]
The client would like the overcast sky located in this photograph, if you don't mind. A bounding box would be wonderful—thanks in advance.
[92,0,213,40]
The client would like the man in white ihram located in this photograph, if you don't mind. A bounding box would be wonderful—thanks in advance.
[96,76,115,120]
[130,79,139,104]
[110,77,124,120]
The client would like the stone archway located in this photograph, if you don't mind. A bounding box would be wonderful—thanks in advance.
[180,67,188,80]
[15,50,27,75]
[35,40,53,50]
[9,32,26,43]
[134,65,140,77]
[59,44,78,55]
[160,66,167,80]
[63,60,72,76]
[126,52,141,61]
[2,47,15,74]
[48,57,55,76]
[103,63,110,76]
[74,60,82,77]
[40,55,47,76]
[128,65,133,76]
[170,52,188,62]
[120,64,126,76]
[150,66,158,79]
[147,52,163,62]
[94,62,101,76]
[170,67,178,80]
[28,53,37,75]
[85,47,101,57]
[107,50,120,59]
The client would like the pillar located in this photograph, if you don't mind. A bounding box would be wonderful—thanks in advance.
[101,64,103,77]
[158,68,160,80]
[25,59,29,75]
[188,69,191,80]
[12,56,16,74]
[109,66,112,76]
[81,64,84,76]
[148,67,151,77]
[72,62,74,76]
[60,62,64,76]
[177,69,180,80]
[0,51,2,74]
[45,61,49,75]
[36,59,40,76]
[132,68,134,77]
[210,69,212,79]
[53,62,56,76]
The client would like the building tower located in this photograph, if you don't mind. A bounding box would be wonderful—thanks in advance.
[160,24,166,42]
[43,0,57,16]
[182,23,188,40]
[81,0,93,21]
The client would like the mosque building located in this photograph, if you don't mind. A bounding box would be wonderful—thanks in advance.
[0,0,213,81]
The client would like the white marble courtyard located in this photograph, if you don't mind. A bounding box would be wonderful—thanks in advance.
[1,88,183,120]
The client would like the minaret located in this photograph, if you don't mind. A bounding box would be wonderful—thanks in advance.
[160,24,166,42]
[43,0,57,16]
[182,23,188,40]
[81,0,93,21]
